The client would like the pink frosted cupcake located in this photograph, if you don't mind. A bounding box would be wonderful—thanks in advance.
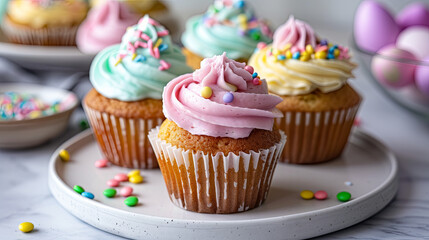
[149,53,286,213]
[76,0,140,54]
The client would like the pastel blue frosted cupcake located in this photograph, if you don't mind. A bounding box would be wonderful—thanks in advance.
[84,15,192,169]
[181,0,272,68]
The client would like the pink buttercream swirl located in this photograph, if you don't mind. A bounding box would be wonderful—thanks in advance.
[76,0,140,54]
[272,15,317,51]
[163,53,283,139]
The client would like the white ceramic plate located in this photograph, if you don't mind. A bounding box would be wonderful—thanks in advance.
[0,83,78,148]
[49,129,398,240]
[0,30,95,71]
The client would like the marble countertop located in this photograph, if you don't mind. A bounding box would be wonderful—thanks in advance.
[1,40,429,240]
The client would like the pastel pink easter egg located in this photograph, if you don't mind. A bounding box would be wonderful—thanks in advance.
[94,159,108,168]
[371,44,417,88]
[120,186,133,197]
[396,2,429,30]
[114,173,129,182]
[107,179,120,187]
[396,26,429,59]
[354,0,400,52]
[415,56,429,96]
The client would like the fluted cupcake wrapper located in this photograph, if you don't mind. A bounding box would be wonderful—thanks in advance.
[275,105,360,164]
[148,127,286,214]
[1,17,78,46]
[83,103,163,169]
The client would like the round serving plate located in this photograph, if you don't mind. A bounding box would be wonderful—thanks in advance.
[0,30,95,71]
[48,129,398,240]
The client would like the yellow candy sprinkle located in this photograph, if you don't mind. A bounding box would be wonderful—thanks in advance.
[225,83,238,92]
[59,149,70,162]
[305,44,314,54]
[129,175,143,184]
[328,43,333,47]
[128,170,141,177]
[131,53,137,60]
[154,38,163,49]
[237,14,247,23]
[114,58,122,66]
[334,48,340,57]
[300,190,314,200]
[240,23,248,30]
[281,43,292,52]
[19,222,34,233]
[201,86,213,99]
[300,53,310,61]
[286,50,293,59]
[315,51,327,59]
[272,49,280,55]
[28,111,42,119]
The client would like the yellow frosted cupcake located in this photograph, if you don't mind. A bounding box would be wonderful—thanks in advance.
[1,0,88,45]
[249,16,361,164]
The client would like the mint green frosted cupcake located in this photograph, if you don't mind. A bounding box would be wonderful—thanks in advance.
[181,0,272,69]
[83,15,192,169]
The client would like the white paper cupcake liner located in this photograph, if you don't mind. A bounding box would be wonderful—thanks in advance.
[148,127,286,214]
[275,105,360,164]
[1,17,78,46]
[84,103,163,169]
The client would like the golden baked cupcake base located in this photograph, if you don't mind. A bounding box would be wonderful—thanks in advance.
[84,88,164,169]
[149,121,286,214]
[275,84,361,164]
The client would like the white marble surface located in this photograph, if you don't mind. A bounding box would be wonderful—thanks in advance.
[2,33,429,239]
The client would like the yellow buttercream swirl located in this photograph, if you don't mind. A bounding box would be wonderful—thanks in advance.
[7,0,88,28]
[248,44,357,96]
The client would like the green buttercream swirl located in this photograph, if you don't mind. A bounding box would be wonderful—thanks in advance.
[90,16,192,101]
[181,1,272,60]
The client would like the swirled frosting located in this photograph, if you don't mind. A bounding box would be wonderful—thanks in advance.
[273,15,316,51]
[248,16,357,96]
[181,0,272,60]
[90,15,193,101]
[163,53,282,139]
[77,1,140,54]
[7,0,88,28]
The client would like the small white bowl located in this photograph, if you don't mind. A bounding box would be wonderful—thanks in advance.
[0,83,78,149]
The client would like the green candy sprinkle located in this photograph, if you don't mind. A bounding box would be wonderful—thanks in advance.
[251,31,261,41]
[337,191,351,202]
[79,119,89,130]
[103,188,116,198]
[124,196,138,207]
[73,185,84,194]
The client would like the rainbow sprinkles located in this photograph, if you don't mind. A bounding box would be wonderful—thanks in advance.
[114,15,172,71]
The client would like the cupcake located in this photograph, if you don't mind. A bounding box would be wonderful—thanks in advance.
[181,0,272,69]
[83,15,192,169]
[148,53,286,214]
[76,0,140,54]
[249,16,361,164]
[1,0,88,45]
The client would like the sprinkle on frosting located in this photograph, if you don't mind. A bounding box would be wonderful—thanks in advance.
[162,53,283,139]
